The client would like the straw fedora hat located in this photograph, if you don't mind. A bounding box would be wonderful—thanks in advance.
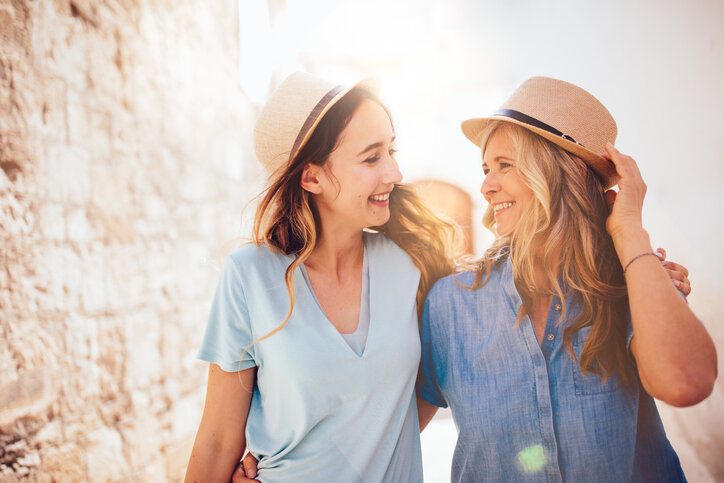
[254,72,380,175]
[461,77,619,189]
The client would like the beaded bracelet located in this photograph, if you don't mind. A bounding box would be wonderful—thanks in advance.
[623,251,659,274]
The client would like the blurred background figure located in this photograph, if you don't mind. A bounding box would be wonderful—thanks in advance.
[414,180,474,256]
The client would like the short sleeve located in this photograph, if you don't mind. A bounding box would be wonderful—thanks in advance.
[197,256,257,372]
[416,296,448,408]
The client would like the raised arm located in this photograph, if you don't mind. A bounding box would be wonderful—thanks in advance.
[185,364,256,482]
[603,143,717,407]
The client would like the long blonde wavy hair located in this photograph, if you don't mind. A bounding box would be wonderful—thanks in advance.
[250,87,459,343]
[471,121,630,383]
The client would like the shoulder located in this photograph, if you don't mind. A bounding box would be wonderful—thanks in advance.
[227,242,290,264]
[364,231,418,271]
[427,265,506,308]
[428,271,476,301]
[225,242,293,280]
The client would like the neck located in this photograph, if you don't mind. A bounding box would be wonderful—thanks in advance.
[524,248,562,298]
[305,226,365,275]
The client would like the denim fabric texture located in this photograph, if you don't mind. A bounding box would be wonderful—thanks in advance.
[418,257,686,483]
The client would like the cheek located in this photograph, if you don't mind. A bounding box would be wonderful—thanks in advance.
[506,172,532,199]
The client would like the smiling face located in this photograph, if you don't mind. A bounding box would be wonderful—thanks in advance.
[306,98,402,232]
[480,127,534,237]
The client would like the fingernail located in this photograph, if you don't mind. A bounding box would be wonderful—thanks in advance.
[655,251,664,259]
[673,280,681,287]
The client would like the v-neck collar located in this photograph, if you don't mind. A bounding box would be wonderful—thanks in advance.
[298,237,371,358]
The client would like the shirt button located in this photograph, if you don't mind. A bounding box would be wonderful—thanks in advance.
[554,303,562,311]
[546,333,555,341]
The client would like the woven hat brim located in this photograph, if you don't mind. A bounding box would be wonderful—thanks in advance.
[461,116,619,189]
[285,76,381,172]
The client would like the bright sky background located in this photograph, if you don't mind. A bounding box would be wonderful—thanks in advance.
[238,1,724,479]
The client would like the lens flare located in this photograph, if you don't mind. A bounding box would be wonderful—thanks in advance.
[516,445,547,473]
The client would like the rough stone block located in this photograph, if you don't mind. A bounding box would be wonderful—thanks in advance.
[123,310,161,389]
[0,370,53,426]
[164,436,195,483]
[38,444,85,482]
[36,203,66,241]
[169,391,204,441]
[85,427,128,482]
[66,207,93,242]
[37,145,92,204]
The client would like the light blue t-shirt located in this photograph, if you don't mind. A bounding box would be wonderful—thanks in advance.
[197,232,423,482]
[300,246,370,357]
[417,257,685,482]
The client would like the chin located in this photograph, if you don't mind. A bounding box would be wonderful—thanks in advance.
[370,215,391,228]
[495,225,513,237]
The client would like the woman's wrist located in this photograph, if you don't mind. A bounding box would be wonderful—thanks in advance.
[611,228,652,268]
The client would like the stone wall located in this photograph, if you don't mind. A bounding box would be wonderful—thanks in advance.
[0,0,260,479]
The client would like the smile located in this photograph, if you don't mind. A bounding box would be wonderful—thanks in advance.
[369,193,390,202]
[494,201,515,213]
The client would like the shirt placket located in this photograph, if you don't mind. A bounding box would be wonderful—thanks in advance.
[506,277,564,482]
[501,259,564,482]
[538,296,564,482]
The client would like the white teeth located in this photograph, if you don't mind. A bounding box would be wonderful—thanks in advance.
[494,201,515,213]
[369,193,390,202]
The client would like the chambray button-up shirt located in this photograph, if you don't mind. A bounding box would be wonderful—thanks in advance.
[418,258,685,482]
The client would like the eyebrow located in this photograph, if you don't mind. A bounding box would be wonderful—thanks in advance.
[482,155,515,167]
[358,136,396,156]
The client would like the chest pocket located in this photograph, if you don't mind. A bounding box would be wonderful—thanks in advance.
[571,326,620,396]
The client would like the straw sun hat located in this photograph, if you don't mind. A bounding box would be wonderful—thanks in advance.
[254,72,380,175]
[461,77,620,189]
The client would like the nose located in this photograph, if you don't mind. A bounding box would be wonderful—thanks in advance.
[480,172,499,202]
[383,155,403,185]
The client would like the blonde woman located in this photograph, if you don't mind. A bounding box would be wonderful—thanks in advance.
[184,73,457,482]
[416,77,717,482]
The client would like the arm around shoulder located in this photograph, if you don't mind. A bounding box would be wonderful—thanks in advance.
[185,363,256,482]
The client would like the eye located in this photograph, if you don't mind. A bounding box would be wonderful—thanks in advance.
[388,147,398,157]
[364,155,380,164]
[483,168,490,175]
[500,162,513,169]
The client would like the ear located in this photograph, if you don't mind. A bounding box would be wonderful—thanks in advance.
[300,163,323,194]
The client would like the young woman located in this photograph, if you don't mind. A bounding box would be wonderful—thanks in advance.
[184,73,457,482]
[416,77,717,482]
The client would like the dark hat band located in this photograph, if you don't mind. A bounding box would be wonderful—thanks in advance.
[494,108,582,146]
[289,85,344,162]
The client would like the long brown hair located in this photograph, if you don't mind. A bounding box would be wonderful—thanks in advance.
[250,87,459,342]
[471,121,630,383]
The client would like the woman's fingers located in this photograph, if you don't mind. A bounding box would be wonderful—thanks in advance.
[231,463,247,483]
[604,143,626,175]
[670,275,691,296]
[665,268,686,283]
[662,259,692,297]
[663,260,689,277]
[242,453,259,479]
[231,455,260,483]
